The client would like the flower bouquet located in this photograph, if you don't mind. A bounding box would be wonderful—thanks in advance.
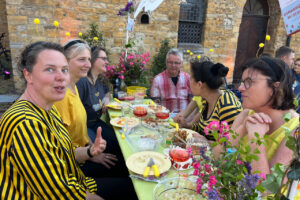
[189,121,267,200]
[119,51,150,86]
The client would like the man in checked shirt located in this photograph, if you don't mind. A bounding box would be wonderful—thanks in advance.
[150,48,193,114]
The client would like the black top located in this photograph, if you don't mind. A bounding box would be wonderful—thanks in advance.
[77,77,110,127]
[171,77,178,86]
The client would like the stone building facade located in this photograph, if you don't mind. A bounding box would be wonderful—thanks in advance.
[0,0,299,92]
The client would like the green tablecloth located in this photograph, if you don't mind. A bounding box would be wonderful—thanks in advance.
[107,99,182,200]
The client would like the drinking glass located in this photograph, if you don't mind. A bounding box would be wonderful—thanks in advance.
[133,106,147,126]
[134,88,145,104]
[155,108,170,120]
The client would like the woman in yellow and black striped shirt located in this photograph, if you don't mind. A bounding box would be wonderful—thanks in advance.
[176,60,242,140]
[0,42,107,199]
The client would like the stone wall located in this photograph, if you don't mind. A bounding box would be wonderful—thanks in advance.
[201,0,246,78]
[2,0,300,92]
[0,0,9,48]
[4,0,180,92]
[264,0,300,58]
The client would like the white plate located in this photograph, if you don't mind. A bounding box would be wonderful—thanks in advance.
[110,117,139,128]
[126,151,171,176]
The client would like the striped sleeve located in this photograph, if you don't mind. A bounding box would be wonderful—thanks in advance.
[10,119,87,199]
[218,91,242,126]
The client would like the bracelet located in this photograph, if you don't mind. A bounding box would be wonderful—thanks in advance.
[87,145,93,158]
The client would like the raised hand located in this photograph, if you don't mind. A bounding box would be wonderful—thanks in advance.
[91,127,107,157]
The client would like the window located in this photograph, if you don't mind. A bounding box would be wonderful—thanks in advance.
[178,0,207,44]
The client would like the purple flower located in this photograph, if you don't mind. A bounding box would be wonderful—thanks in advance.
[237,174,260,199]
[200,146,210,160]
[243,161,252,174]
[206,190,219,200]
[124,2,133,11]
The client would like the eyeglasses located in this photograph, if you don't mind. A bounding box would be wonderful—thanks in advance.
[98,57,108,61]
[167,61,181,65]
[238,77,270,89]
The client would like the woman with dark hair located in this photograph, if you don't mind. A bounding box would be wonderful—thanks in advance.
[229,57,299,175]
[0,41,107,199]
[176,61,243,140]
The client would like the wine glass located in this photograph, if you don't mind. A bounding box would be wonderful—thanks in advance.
[169,146,190,181]
[133,106,147,126]
[155,108,170,120]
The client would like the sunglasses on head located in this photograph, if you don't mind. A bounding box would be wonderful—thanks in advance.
[63,40,85,50]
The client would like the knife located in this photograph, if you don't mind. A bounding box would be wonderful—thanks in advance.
[143,158,160,178]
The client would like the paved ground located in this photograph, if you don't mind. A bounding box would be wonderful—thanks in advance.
[0,94,19,103]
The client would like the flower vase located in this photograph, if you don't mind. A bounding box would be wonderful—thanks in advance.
[130,78,139,86]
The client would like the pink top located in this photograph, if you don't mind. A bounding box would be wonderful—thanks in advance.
[150,70,192,112]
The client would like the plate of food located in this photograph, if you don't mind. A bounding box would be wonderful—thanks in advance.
[143,116,169,129]
[110,117,139,128]
[170,128,209,148]
[126,151,171,177]
[106,101,130,110]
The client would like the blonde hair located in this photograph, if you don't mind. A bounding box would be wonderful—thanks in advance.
[63,39,90,60]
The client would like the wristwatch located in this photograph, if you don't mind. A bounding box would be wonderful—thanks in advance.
[87,145,93,158]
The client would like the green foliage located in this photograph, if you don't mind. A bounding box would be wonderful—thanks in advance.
[79,23,106,48]
[150,39,172,78]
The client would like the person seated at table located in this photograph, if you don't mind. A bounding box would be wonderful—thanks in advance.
[176,60,243,140]
[226,57,299,177]
[76,46,115,144]
[54,40,131,179]
[0,41,137,200]
[150,48,193,112]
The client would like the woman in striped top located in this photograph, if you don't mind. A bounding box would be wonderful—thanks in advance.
[175,61,243,140]
[0,41,129,200]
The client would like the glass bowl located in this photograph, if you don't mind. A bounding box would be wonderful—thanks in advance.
[153,177,202,200]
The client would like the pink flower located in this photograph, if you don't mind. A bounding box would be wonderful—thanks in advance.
[236,160,243,165]
[204,164,211,173]
[208,175,217,190]
[196,178,203,194]
[200,173,205,178]
[193,161,200,169]
[120,75,124,79]
[130,62,134,66]
[207,121,220,132]
[193,169,199,176]
[259,173,266,180]
[204,127,210,135]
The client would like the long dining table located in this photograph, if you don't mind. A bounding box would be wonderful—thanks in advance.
[106,99,186,200]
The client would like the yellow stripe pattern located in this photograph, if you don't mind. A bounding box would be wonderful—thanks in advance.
[0,100,96,199]
[192,90,243,139]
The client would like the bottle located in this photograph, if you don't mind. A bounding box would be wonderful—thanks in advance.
[120,79,127,92]
[113,78,120,99]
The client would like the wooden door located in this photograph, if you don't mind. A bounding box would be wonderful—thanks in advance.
[233,0,269,83]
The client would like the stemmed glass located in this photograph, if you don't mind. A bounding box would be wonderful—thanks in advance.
[133,106,147,126]
[133,106,147,135]
[155,108,170,120]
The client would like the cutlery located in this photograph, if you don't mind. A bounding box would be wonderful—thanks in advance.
[143,158,160,178]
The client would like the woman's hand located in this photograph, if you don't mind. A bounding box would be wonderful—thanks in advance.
[173,113,182,123]
[86,192,104,200]
[90,153,118,168]
[245,112,271,137]
[90,127,106,157]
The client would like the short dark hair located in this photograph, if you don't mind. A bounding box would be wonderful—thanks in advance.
[190,60,229,89]
[275,46,294,58]
[241,57,294,110]
[18,41,64,73]
[295,58,300,63]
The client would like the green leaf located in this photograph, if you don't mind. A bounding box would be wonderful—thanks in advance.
[253,148,260,154]
[219,137,227,144]
[285,136,296,151]
[249,154,259,161]
[254,132,260,138]
[256,184,266,193]
[282,112,291,122]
